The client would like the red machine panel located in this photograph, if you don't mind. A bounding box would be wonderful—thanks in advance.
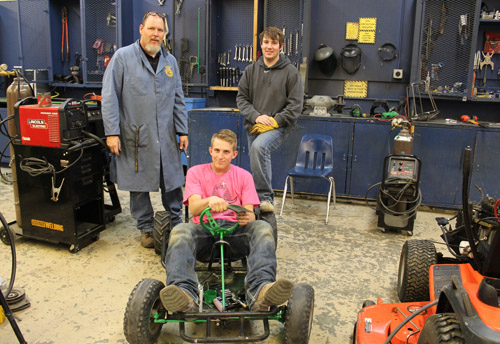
[17,104,61,147]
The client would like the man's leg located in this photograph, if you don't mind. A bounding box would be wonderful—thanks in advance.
[248,128,288,209]
[161,223,213,312]
[228,220,293,309]
[161,186,184,227]
[130,191,154,247]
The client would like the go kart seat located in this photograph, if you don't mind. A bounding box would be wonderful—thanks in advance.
[279,134,336,224]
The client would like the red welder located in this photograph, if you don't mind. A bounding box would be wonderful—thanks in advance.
[14,97,87,148]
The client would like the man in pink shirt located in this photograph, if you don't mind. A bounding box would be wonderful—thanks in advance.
[160,129,293,313]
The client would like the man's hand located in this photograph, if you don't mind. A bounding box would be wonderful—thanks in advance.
[179,135,188,151]
[207,196,228,213]
[236,211,255,226]
[255,114,274,126]
[106,136,121,155]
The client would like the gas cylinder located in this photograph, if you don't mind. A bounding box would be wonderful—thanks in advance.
[6,74,33,228]
[393,128,413,155]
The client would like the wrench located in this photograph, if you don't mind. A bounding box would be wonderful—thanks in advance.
[227,50,230,65]
[234,45,238,60]
[249,45,253,62]
[238,45,242,62]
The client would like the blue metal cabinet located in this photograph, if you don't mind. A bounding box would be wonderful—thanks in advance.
[187,110,242,167]
[270,116,352,196]
[470,130,500,203]
[349,121,397,198]
[413,125,476,208]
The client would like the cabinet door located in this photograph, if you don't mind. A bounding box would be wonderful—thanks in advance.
[470,130,500,203]
[349,121,396,198]
[187,111,240,167]
[412,126,476,207]
[270,117,352,196]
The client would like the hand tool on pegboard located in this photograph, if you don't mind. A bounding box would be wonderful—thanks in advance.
[480,52,494,86]
[61,7,69,63]
[471,50,481,97]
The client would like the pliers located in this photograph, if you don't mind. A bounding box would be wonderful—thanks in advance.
[61,7,69,62]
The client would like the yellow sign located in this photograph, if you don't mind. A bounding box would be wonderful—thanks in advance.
[31,219,64,232]
[358,31,376,44]
[344,81,368,98]
[359,18,377,31]
[165,65,174,77]
[345,22,359,40]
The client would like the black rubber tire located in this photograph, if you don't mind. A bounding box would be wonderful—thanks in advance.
[124,278,166,344]
[398,240,437,302]
[417,313,465,344]
[284,283,315,344]
[362,300,375,308]
[153,211,171,255]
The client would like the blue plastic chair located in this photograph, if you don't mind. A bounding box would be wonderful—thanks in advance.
[279,134,336,224]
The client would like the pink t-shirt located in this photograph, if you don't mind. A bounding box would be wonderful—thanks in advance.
[183,164,260,224]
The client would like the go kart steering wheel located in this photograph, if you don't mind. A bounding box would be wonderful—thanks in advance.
[200,204,251,238]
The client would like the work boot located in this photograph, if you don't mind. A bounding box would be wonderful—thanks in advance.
[140,232,154,248]
[160,285,198,313]
[260,201,275,213]
[250,279,294,311]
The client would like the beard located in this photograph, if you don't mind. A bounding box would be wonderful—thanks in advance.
[145,43,161,55]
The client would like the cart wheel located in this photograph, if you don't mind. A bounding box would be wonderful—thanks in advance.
[107,216,115,223]
[153,211,171,255]
[362,300,375,308]
[417,313,465,344]
[397,240,436,302]
[124,278,166,344]
[407,230,413,236]
[69,244,80,253]
[0,226,10,245]
[284,283,314,344]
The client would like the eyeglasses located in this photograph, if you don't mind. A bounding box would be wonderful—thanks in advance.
[142,11,166,22]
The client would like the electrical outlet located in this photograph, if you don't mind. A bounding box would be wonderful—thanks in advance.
[393,69,403,79]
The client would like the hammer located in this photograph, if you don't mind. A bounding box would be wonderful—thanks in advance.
[460,115,479,125]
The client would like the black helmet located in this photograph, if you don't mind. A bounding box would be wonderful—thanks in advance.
[314,44,337,76]
[340,44,362,74]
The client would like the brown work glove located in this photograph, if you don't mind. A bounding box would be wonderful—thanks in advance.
[250,117,278,135]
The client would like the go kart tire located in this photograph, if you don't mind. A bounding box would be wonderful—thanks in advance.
[124,278,166,344]
[417,313,465,344]
[154,211,171,255]
[284,283,315,344]
[398,240,437,302]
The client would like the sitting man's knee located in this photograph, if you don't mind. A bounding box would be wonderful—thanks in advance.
[169,224,193,246]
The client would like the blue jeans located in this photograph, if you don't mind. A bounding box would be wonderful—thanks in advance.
[248,128,288,203]
[130,186,183,233]
[165,220,277,308]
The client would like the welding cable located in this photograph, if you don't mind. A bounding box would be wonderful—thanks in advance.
[19,148,84,178]
[0,115,14,139]
[0,211,17,298]
[0,137,15,185]
[383,299,439,344]
[13,69,34,98]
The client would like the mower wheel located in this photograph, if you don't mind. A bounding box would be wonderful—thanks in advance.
[398,240,437,302]
[0,226,10,245]
[153,211,171,255]
[417,313,465,344]
[284,283,315,344]
[124,278,166,344]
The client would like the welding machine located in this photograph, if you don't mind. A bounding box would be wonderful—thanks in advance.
[14,97,87,148]
[375,123,422,235]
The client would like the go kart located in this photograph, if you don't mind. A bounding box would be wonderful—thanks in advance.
[123,205,314,343]
[353,147,500,343]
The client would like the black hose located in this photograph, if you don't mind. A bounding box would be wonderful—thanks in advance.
[0,211,16,297]
[383,299,439,344]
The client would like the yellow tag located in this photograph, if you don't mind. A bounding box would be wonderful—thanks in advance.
[165,65,174,77]
[359,17,377,31]
[358,31,376,44]
[344,81,368,98]
[345,22,359,40]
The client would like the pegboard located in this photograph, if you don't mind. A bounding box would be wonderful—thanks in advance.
[411,0,478,98]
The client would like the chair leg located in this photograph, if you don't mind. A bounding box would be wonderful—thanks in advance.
[290,176,295,204]
[279,175,290,217]
[325,177,335,225]
[330,177,336,208]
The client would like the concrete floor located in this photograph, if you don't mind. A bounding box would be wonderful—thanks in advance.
[0,171,453,344]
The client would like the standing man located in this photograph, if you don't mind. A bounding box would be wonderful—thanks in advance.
[102,11,188,248]
[160,129,293,313]
[237,26,304,213]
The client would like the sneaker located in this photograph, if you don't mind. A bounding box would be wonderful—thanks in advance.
[250,279,294,311]
[140,232,154,248]
[260,201,275,213]
[159,285,197,313]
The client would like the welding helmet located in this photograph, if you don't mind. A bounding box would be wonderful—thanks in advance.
[340,44,362,74]
[314,44,337,76]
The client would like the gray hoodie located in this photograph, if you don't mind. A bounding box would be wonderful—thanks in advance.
[237,54,304,133]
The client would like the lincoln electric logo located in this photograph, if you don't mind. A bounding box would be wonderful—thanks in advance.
[28,119,47,129]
